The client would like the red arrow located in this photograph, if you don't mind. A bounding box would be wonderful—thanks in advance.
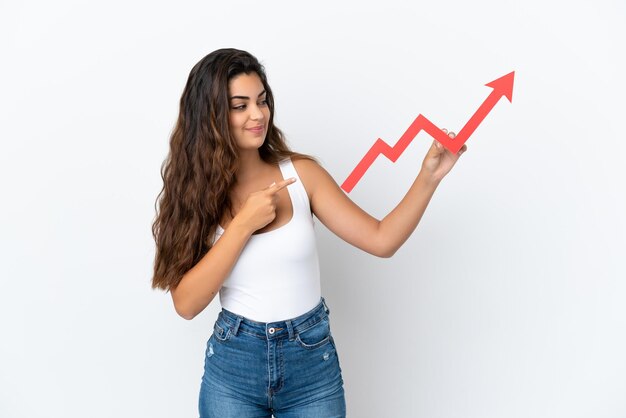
[341,71,515,193]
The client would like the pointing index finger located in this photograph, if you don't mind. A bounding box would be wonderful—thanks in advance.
[267,177,296,193]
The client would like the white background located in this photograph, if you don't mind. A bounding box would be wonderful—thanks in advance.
[1,1,625,417]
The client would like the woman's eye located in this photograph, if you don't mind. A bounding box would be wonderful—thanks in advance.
[259,99,268,106]
[232,104,246,110]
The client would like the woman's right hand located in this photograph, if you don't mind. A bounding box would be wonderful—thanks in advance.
[231,178,296,234]
[172,177,296,320]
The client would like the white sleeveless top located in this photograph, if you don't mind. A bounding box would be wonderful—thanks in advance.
[214,158,321,322]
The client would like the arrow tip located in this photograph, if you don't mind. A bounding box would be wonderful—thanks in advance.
[486,71,515,103]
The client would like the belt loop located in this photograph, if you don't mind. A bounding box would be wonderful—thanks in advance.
[286,319,294,341]
[321,297,330,314]
[232,315,242,336]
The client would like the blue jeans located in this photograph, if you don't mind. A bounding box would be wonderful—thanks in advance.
[199,297,346,417]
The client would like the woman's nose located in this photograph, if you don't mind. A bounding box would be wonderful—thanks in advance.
[249,104,264,120]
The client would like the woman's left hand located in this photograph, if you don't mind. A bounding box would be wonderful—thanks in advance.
[420,128,467,182]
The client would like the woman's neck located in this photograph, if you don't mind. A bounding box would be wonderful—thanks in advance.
[236,150,269,183]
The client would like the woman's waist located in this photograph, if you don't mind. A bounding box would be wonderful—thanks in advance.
[218,288,324,327]
[216,296,330,340]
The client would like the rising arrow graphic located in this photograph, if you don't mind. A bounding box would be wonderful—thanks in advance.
[341,71,515,193]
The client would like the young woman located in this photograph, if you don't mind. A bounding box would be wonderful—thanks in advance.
[151,48,466,418]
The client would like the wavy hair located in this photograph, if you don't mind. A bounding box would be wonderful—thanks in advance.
[151,48,312,291]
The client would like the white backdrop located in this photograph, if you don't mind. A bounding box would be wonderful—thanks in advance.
[1,1,625,417]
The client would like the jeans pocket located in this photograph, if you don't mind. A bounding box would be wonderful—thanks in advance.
[213,320,232,343]
[296,317,332,349]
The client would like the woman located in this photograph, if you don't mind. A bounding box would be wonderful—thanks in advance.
[151,48,465,417]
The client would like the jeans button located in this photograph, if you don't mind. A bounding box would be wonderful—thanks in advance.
[268,327,275,335]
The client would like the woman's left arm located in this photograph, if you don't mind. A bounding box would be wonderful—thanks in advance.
[296,131,466,257]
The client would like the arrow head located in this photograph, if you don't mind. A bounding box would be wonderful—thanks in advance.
[485,71,515,103]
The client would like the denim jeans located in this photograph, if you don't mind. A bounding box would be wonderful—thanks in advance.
[199,297,346,417]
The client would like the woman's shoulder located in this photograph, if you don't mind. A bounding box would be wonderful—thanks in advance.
[290,155,319,170]
[291,157,335,201]
[291,156,325,180]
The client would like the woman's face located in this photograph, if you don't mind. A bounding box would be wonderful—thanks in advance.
[228,72,270,152]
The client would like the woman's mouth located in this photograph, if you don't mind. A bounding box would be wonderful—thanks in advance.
[246,126,264,134]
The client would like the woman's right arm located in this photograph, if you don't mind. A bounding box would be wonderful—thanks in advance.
[170,223,251,320]
[169,178,295,320]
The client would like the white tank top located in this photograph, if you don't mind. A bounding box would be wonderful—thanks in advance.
[214,158,321,322]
